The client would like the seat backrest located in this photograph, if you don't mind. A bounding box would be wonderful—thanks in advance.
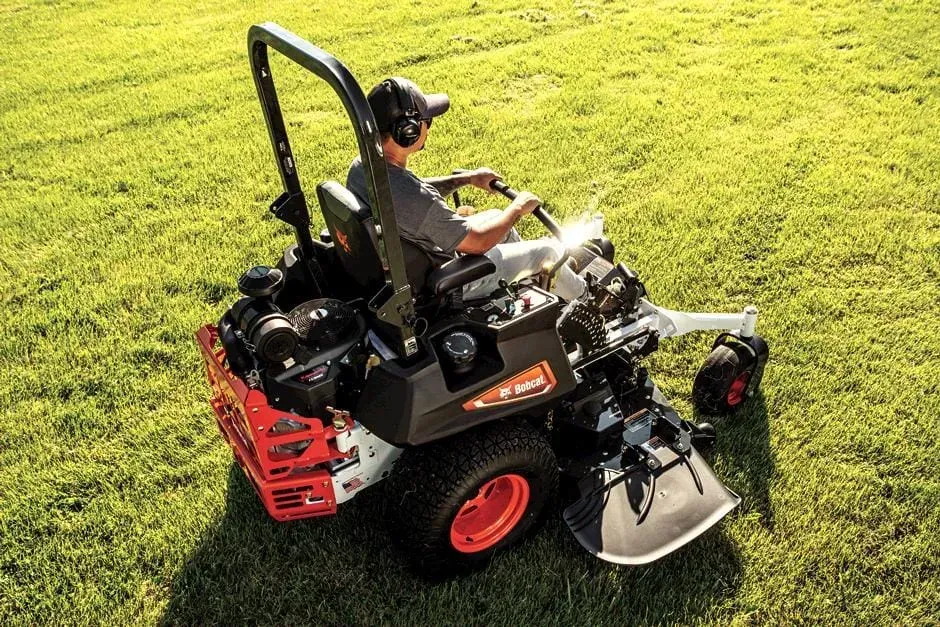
[317,181,385,293]
[316,181,438,298]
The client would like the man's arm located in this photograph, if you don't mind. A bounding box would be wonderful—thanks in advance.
[456,192,540,255]
[424,167,502,199]
[424,172,472,199]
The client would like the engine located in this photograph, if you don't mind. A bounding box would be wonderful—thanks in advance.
[191,264,400,522]
[218,265,368,420]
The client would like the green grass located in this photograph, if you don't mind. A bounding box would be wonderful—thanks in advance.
[1,0,938,623]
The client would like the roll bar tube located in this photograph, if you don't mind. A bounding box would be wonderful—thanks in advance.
[247,22,418,357]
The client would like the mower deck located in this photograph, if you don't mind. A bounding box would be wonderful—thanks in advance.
[558,377,740,564]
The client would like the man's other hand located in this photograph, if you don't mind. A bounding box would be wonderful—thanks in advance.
[510,191,541,216]
[456,205,476,216]
[470,167,502,191]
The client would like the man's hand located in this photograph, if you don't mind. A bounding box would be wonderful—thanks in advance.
[509,191,541,216]
[469,167,502,192]
[456,205,476,216]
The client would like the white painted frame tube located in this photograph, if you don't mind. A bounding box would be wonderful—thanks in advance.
[638,300,759,340]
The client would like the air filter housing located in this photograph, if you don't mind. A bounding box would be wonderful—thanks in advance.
[230,296,299,364]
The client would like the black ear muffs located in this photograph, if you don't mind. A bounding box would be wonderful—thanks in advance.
[387,78,422,148]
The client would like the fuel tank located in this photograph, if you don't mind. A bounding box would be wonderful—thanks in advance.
[356,286,576,446]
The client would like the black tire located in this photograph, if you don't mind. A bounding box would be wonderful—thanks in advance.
[692,341,758,415]
[387,418,557,577]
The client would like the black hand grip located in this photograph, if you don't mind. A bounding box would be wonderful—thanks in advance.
[489,180,563,240]
[489,179,516,200]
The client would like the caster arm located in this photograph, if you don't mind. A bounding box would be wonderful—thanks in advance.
[639,300,759,339]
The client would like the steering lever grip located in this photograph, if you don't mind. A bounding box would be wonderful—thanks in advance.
[490,179,516,199]
[488,180,564,240]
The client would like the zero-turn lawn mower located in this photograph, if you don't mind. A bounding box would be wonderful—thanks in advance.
[195,23,769,576]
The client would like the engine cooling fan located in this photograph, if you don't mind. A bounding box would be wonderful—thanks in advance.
[287,298,356,347]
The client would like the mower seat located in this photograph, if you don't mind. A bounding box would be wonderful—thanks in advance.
[316,181,494,300]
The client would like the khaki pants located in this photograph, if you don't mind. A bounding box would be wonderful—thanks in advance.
[461,209,587,302]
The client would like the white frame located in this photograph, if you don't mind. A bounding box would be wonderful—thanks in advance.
[640,300,759,340]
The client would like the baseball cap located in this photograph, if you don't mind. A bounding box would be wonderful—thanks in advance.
[367,77,450,133]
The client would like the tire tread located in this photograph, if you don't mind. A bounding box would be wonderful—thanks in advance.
[387,419,557,576]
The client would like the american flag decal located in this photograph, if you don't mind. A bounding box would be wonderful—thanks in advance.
[342,477,364,493]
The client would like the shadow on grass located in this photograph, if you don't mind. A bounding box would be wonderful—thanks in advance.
[705,392,775,529]
[161,396,769,624]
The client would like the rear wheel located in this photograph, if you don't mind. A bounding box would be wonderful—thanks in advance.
[692,337,766,414]
[388,419,557,577]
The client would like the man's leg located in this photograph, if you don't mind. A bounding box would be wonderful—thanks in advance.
[554,260,590,302]
[462,239,587,301]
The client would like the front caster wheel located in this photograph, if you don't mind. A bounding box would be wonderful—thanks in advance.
[692,334,768,415]
[387,419,557,577]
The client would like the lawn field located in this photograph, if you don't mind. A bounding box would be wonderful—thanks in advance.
[1,0,938,624]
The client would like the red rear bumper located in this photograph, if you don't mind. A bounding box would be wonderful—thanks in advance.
[195,324,352,520]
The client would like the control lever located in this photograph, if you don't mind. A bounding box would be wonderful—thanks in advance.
[498,278,518,300]
[451,168,470,210]
[489,179,565,241]
[489,179,571,282]
[497,279,517,316]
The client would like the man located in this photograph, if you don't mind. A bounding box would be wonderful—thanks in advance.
[346,77,586,301]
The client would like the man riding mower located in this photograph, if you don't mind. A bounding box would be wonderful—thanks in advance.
[194,23,770,577]
[345,76,589,305]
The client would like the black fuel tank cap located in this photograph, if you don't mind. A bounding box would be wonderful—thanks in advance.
[238,265,284,298]
[441,330,478,374]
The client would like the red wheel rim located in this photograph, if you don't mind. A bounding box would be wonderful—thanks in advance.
[727,371,751,407]
[450,474,530,553]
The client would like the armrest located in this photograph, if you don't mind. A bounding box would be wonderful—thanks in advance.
[429,255,495,296]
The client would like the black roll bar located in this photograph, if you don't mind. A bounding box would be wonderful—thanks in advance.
[247,22,418,357]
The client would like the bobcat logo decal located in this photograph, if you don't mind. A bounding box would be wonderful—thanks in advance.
[462,361,557,411]
[334,228,351,254]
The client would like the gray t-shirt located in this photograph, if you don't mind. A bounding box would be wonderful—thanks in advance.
[346,156,469,262]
